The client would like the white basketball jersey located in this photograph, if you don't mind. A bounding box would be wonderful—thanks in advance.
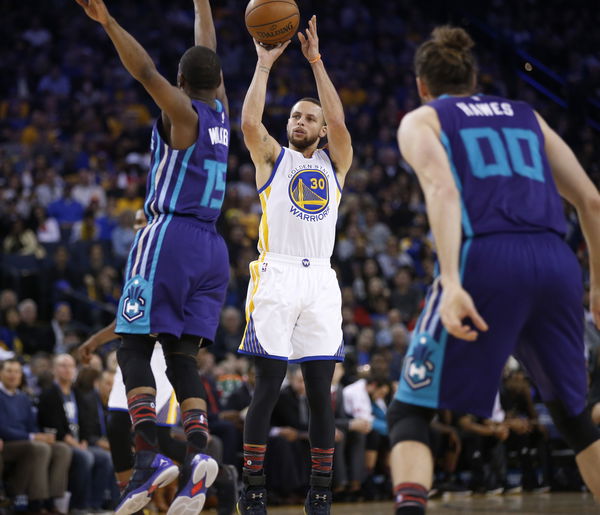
[257,147,342,259]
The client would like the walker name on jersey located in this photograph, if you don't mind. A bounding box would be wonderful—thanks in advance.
[208,126,229,146]
[455,101,514,117]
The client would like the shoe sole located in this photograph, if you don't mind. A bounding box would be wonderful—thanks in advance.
[115,465,180,515]
[166,457,218,515]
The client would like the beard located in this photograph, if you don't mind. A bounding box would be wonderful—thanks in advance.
[288,130,320,150]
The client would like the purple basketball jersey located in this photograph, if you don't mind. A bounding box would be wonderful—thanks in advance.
[144,99,230,223]
[428,94,566,238]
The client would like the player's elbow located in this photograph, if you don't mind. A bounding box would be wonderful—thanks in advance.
[428,180,459,202]
[241,116,261,135]
[579,192,600,217]
[136,64,158,84]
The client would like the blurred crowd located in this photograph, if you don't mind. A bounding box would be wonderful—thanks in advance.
[0,0,599,512]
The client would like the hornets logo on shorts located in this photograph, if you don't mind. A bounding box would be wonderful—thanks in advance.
[288,169,329,214]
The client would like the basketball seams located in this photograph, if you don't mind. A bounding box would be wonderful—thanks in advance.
[245,0,298,20]
[246,13,299,29]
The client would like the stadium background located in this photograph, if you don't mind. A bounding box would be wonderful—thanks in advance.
[0,0,599,510]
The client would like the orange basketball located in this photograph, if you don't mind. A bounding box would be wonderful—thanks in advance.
[245,0,300,46]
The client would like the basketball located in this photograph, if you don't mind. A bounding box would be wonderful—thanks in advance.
[245,0,300,46]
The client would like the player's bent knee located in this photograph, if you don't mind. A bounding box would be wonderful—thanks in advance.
[117,335,155,391]
[387,399,435,448]
[546,401,600,454]
[161,334,205,402]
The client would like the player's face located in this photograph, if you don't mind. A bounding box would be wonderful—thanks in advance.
[287,101,326,150]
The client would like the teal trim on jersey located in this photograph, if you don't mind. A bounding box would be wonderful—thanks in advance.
[395,240,472,407]
[215,99,223,113]
[124,229,143,281]
[144,136,162,220]
[440,131,474,238]
[126,147,193,334]
[170,145,196,211]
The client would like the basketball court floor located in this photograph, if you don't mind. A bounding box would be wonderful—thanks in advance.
[267,492,598,514]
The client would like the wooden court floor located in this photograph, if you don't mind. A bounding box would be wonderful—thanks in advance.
[266,492,598,514]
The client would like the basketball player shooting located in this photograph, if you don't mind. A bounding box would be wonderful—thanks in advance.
[236,15,353,515]
[75,0,230,514]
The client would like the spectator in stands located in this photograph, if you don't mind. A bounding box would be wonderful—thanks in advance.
[110,210,135,265]
[3,217,45,259]
[47,184,84,236]
[30,205,60,244]
[16,299,53,356]
[0,308,21,354]
[71,169,106,211]
[37,354,113,513]
[212,306,244,361]
[50,302,74,355]
[0,359,71,513]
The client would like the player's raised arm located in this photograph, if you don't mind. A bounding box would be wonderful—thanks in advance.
[398,106,488,341]
[76,0,197,142]
[241,40,289,187]
[193,0,228,115]
[536,113,600,329]
[299,16,353,182]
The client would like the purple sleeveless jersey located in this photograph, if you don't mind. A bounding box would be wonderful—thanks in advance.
[396,95,586,418]
[116,99,230,340]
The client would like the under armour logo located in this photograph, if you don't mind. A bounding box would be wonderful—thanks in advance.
[250,492,264,500]
[315,494,327,501]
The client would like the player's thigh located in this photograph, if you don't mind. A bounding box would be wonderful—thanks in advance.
[241,261,298,358]
[291,268,343,361]
[398,237,532,416]
[516,241,586,416]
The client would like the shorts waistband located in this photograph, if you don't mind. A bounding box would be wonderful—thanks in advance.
[263,252,331,267]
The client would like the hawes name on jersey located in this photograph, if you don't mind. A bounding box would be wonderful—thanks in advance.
[455,101,514,117]
[208,126,229,146]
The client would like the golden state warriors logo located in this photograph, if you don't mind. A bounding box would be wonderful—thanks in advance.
[288,169,329,215]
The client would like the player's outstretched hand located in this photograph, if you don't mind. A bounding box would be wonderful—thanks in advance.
[75,0,110,26]
[78,336,100,365]
[254,39,291,68]
[440,284,488,341]
[591,284,600,330]
[298,15,319,62]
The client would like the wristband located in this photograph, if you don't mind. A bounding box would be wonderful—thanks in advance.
[309,53,321,64]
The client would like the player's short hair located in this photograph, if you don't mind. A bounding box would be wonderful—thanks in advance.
[297,97,321,108]
[179,45,222,91]
[414,26,477,97]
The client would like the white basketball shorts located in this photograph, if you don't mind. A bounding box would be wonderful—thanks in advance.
[238,252,344,362]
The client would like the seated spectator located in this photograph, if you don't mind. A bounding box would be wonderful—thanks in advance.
[456,397,510,495]
[0,359,71,513]
[31,205,61,244]
[110,210,135,265]
[47,184,84,236]
[212,306,244,361]
[0,307,22,354]
[501,370,550,492]
[38,354,114,513]
[70,207,101,243]
[16,299,54,356]
[3,217,45,259]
